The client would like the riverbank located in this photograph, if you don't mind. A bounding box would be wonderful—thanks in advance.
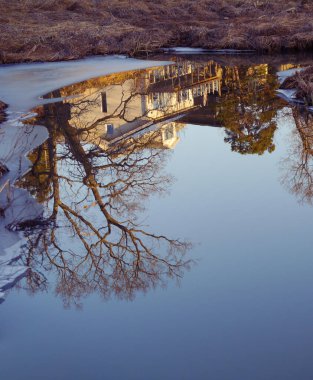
[2,0,313,63]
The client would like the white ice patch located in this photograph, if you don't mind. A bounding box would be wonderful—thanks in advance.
[163,47,255,54]
[0,236,29,302]
[277,68,304,84]
[276,88,300,103]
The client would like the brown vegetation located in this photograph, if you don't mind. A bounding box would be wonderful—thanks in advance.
[281,66,313,105]
[1,0,313,63]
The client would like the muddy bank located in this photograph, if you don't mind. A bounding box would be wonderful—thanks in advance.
[2,0,313,64]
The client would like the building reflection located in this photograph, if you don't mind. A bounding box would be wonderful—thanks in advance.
[48,58,289,157]
[3,57,304,306]
[57,60,222,152]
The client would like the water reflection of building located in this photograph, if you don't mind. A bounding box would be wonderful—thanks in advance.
[51,59,304,153]
[65,61,223,149]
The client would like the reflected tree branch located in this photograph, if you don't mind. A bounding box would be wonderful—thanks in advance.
[14,83,192,307]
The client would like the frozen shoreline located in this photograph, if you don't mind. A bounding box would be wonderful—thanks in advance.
[277,67,313,112]
[0,55,169,302]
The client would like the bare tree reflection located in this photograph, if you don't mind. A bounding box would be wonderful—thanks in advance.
[281,107,313,204]
[14,84,191,307]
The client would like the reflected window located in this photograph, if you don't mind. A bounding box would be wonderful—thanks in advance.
[153,93,159,107]
[101,92,107,113]
[106,124,114,135]
[164,124,175,141]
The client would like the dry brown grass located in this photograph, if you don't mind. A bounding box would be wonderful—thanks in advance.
[1,0,313,63]
[281,66,313,105]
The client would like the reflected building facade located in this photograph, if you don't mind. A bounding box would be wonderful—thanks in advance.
[59,60,223,151]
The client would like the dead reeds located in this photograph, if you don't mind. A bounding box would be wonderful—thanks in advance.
[1,0,313,63]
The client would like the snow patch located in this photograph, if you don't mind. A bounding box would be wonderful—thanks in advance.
[163,47,255,54]
[277,67,304,84]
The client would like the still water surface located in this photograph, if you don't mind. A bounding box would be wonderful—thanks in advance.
[1,54,313,379]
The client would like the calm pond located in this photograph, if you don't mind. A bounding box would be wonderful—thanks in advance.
[1,53,313,379]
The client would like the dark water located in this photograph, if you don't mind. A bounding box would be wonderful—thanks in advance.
[1,54,313,379]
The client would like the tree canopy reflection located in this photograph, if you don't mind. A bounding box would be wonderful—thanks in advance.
[218,65,284,155]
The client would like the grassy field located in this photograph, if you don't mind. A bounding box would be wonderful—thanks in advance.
[1,0,313,63]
